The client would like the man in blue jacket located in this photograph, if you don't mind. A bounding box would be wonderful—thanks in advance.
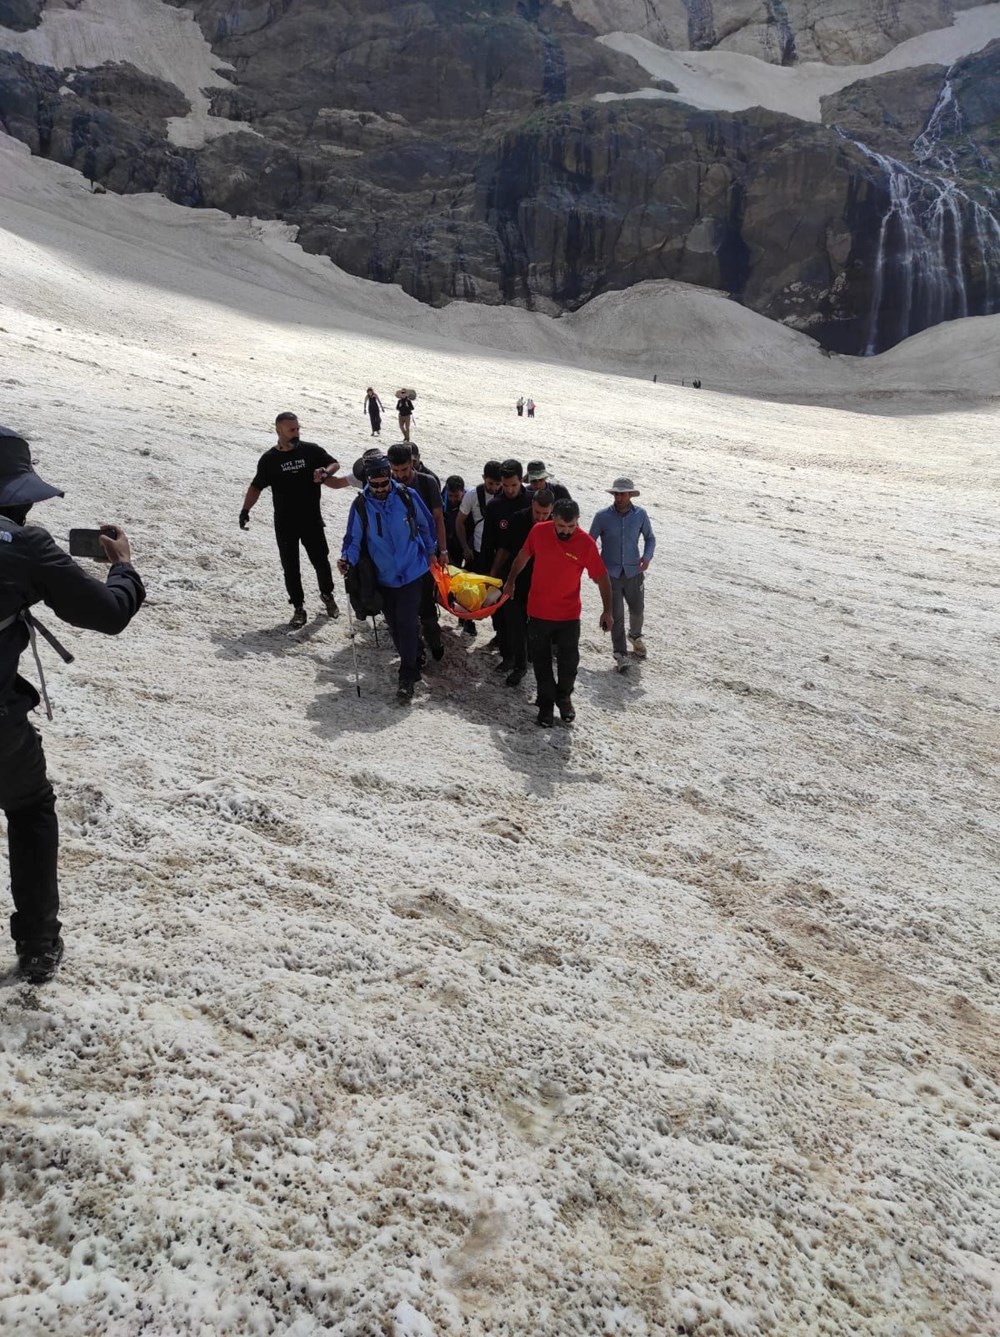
[338,456,438,701]
[589,476,656,672]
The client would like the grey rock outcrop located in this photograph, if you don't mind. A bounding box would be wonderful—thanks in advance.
[2,0,999,352]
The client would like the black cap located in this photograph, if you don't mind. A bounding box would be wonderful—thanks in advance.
[0,428,64,506]
[365,455,392,480]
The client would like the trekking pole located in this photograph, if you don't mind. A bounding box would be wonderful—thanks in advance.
[346,602,362,698]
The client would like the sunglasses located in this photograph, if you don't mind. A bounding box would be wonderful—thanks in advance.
[368,476,391,489]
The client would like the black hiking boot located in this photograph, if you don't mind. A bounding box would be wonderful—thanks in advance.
[536,705,554,729]
[322,593,340,619]
[429,634,445,662]
[289,606,307,629]
[556,696,576,723]
[397,679,414,703]
[462,621,477,638]
[505,667,526,687]
[495,659,514,674]
[18,936,65,984]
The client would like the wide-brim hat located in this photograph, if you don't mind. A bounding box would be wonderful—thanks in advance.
[608,476,639,495]
[525,459,549,481]
[0,427,64,506]
[395,388,417,400]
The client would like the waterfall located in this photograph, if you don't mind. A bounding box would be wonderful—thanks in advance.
[840,105,1000,354]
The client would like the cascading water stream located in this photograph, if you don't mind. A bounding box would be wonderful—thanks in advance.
[841,71,1000,354]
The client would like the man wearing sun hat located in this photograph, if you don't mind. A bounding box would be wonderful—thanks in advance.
[589,476,656,672]
[0,426,145,983]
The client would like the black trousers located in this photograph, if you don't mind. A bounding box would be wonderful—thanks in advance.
[381,578,424,683]
[274,517,333,607]
[418,571,441,648]
[502,597,529,669]
[0,712,60,948]
[528,618,580,708]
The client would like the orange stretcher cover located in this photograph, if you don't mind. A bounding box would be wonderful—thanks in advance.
[432,564,511,621]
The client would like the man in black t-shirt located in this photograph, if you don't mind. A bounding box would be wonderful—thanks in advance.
[240,412,351,628]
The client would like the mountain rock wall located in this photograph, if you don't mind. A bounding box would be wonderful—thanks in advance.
[2,0,999,352]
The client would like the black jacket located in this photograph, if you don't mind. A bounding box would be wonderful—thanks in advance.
[0,518,145,714]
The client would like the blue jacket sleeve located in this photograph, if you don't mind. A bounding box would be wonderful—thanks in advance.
[342,499,362,564]
[641,511,656,563]
[588,511,604,544]
[408,490,437,557]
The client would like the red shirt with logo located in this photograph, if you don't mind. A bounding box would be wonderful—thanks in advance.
[523,522,607,621]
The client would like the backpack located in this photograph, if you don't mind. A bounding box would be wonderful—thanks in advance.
[343,487,419,620]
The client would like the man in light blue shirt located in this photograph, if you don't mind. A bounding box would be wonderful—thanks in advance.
[588,476,656,671]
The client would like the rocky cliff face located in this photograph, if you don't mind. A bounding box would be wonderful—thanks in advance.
[2,0,999,354]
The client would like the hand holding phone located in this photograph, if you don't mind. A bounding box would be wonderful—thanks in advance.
[69,525,131,564]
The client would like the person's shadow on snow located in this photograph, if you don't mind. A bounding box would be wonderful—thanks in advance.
[210,613,330,660]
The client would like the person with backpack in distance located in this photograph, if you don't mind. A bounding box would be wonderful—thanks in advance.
[0,426,145,983]
[589,476,655,672]
[364,388,384,436]
[395,391,415,442]
[239,412,351,628]
[338,456,438,701]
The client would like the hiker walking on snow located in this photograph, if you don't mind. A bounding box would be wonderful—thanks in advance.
[239,412,351,628]
[395,391,415,442]
[504,498,612,728]
[516,397,524,417]
[589,476,655,672]
[338,456,438,701]
[364,388,384,437]
[387,443,446,661]
[526,398,536,418]
[0,426,145,984]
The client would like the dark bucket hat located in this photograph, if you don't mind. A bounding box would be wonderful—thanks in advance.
[0,427,64,506]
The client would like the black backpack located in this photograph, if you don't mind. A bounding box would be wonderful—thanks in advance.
[343,488,418,620]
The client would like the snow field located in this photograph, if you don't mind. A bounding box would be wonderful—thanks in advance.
[0,137,998,1334]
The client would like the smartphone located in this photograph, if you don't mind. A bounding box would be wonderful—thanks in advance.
[69,527,117,560]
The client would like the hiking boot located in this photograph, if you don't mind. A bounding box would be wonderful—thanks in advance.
[557,697,576,723]
[462,620,477,638]
[485,634,501,652]
[536,706,554,729]
[322,593,340,619]
[18,936,64,984]
[397,680,414,703]
[614,652,630,673]
[505,667,526,687]
[631,636,647,659]
[495,658,514,674]
[429,636,445,662]
[289,606,307,629]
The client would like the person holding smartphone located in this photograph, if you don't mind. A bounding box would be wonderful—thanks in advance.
[0,426,145,984]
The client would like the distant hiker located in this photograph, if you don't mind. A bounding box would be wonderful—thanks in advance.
[503,499,612,728]
[516,397,525,417]
[0,426,145,983]
[387,443,446,661]
[525,460,571,502]
[589,476,655,672]
[526,398,536,418]
[395,390,415,441]
[491,488,554,687]
[364,388,384,436]
[653,374,657,384]
[692,378,702,389]
[442,475,467,568]
[338,456,438,701]
[239,412,350,628]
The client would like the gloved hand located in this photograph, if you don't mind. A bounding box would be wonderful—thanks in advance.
[239,508,250,530]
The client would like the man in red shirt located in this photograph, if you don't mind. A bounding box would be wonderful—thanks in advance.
[503,499,613,727]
